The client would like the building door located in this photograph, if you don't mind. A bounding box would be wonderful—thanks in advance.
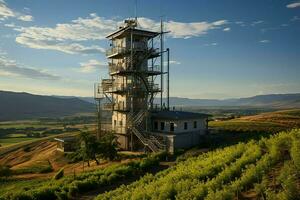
[170,122,174,132]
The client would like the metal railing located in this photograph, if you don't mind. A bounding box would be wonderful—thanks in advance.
[103,102,130,111]
[101,79,113,91]
[106,45,159,58]
[103,103,113,110]
[109,63,161,75]
[106,47,127,57]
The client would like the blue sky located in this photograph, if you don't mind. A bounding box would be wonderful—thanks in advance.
[0,0,299,99]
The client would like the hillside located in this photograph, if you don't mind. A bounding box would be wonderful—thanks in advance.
[210,109,300,133]
[0,91,95,121]
[153,93,300,108]
[1,129,299,200]
[96,129,300,200]
[62,93,300,108]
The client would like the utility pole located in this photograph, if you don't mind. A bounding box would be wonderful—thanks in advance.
[167,48,170,110]
[160,18,164,110]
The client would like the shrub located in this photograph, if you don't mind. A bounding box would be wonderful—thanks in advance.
[0,165,11,178]
[23,146,31,152]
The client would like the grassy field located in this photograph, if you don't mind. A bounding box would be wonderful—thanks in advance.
[0,115,96,147]
[204,109,300,148]
[0,137,37,147]
[209,109,300,132]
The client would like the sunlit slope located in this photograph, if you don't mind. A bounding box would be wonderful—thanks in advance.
[97,129,300,200]
[210,109,300,133]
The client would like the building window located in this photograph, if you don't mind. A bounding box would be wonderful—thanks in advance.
[170,123,174,132]
[119,120,123,126]
[154,121,158,130]
[184,122,188,130]
[194,121,197,129]
[160,122,165,131]
[114,120,117,126]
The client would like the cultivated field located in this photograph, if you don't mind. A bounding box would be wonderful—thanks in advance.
[0,109,299,200]
[96,129,300,200]
[0,114,96,148]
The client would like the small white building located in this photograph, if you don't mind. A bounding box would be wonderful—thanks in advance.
[151,111,209,153]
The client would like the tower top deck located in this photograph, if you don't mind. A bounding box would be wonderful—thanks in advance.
[106,19,159,40]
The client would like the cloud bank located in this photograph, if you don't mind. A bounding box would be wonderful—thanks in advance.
[0,0,33,21]
[287,2,300,8]
[79,59,107,73]
[13,14,227,54]
[0,55,60,80]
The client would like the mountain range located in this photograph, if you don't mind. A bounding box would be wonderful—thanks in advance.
[0,91,95,121]
[72,93,300,108]
[159,93,300,108]
[0,90,300,121]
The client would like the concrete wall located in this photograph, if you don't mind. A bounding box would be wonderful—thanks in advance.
[116,133,129,150]
[112,111,126,134]
[162,130,206,153]
[153,118,207,134]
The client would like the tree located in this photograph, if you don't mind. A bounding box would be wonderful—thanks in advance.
[79,131,100,166]
[78,131,118,167]
[0,165,12,179]
[98,132,118,161]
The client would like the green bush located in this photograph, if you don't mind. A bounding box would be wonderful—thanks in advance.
[0,165,11,178]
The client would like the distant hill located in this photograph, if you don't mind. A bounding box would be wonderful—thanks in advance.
[0,91,95,121]
[154,93,300,108]
[1,91,299,121]
[71,93,300,108]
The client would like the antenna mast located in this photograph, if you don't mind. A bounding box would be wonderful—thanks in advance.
[160,17,164,110]
[134,0,138,22]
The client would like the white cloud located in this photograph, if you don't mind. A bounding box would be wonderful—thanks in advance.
[164,60,181,65]
[139,18,228,39]
[0,0,15,20]
[169,60,181,65]
[204,42,218,46]
[79,59,107,73]
[0,55,60,80]
[259,40,270,43]
[13,14,228,54]
[235,21,246,27]
[4,22,15,27]
[16,36,105,54]
[0,1,33,21]
[251,20,264,26]
[223,27,231,32]
[286,2,300,8]
[164,19,227,39]
[18,14,33,22]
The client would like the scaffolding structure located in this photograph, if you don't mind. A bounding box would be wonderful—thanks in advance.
[94,19,169,152]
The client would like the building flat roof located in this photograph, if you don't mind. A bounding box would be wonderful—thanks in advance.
[54,137,77,143]
[152,110,210,120]
[106,26,159,39]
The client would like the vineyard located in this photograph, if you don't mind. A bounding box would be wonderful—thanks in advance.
[1,129,299,200]
[0,153,165,200]
[97,129,300,200]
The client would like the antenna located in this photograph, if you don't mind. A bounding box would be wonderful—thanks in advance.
[134,0,138,22]
[160,17,164,110]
